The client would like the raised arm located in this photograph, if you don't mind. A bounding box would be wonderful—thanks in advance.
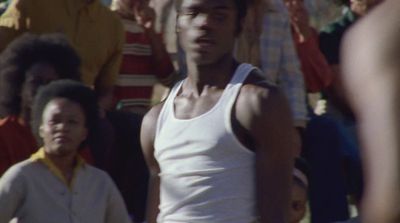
[140,104,163,223]
[236,80,296,223]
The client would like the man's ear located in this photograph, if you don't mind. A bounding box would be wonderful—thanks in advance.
[39,125,44,138]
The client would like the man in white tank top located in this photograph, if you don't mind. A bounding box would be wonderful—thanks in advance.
[140,0,296,222]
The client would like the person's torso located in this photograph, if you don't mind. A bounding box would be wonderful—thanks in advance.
[114,19,158,110]
[154,63,258,223]
[9,160,113,223]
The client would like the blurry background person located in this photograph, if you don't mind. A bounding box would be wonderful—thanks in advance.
[258,0,307,156]
[0,80,132,223]
[111,0,175,115]
[0,33,81,176]
[0,0,125,109]
[289,157,309,223]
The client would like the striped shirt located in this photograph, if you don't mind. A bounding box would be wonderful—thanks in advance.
[113,19,175,112]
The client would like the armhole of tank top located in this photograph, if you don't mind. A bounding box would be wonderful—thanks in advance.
[224,64,256,155]
[155,80,184,139]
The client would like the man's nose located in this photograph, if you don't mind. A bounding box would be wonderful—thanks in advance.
[55,122,68,131]
[194,13,212,29]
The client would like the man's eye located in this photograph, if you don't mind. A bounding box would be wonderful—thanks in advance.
[48,119,57,124]
[182,10,198,17]
[68,119,79,124]
[213,13,226,21]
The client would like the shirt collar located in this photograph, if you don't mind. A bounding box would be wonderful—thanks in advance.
[30,148,86,188]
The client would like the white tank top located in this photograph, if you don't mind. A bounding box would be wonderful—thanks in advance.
[154,63,258,223]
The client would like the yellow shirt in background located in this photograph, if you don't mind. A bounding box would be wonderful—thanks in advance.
[0,0,124,90]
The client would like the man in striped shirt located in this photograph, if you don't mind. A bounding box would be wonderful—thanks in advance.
[111,0,176,115]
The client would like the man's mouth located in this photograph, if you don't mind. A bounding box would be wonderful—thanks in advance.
[194,37,216,47]
[54,135,70,143]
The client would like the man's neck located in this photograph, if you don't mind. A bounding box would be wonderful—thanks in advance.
[185,56,238,95]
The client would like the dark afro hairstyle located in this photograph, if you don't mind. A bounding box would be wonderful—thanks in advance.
[31,80,99,149]
[0,33,81,118]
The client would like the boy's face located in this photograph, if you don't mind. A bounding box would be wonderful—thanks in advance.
[289,182,307,223]
[40,98,88,158]
[177,0,239,65]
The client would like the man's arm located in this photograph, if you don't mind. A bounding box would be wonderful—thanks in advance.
[140,104,163,223]
[236,80,296,223]
[341,1,400,222]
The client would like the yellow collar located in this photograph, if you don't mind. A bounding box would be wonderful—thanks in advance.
[30,148,85,189]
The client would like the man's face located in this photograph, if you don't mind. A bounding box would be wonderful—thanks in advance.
[177,0,239,65]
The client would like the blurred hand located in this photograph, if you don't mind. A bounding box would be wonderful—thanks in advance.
[133,1,156,31]
[284,0,311,41]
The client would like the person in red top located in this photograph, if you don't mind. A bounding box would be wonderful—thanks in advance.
[0,33,82,176]
[284,0,334,93]
[111,0,176,115]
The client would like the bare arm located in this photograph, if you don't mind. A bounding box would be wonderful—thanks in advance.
[140,104,163,223]
[236,80,296,223]
[341,1,400,222]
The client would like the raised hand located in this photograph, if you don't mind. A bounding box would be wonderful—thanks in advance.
[133,0,156,31]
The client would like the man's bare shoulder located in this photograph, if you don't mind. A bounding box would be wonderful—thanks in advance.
[142,102,165,130]
[238,69,283,114]
[235,68,294,153]
[233,69,292,138]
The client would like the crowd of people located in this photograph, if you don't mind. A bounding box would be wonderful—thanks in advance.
[0,0,396,222]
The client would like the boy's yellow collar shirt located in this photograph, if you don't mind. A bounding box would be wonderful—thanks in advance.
[30,148,85,189]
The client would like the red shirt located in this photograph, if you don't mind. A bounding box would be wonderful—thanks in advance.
[293,29,334,93]
[0,116,37,176]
